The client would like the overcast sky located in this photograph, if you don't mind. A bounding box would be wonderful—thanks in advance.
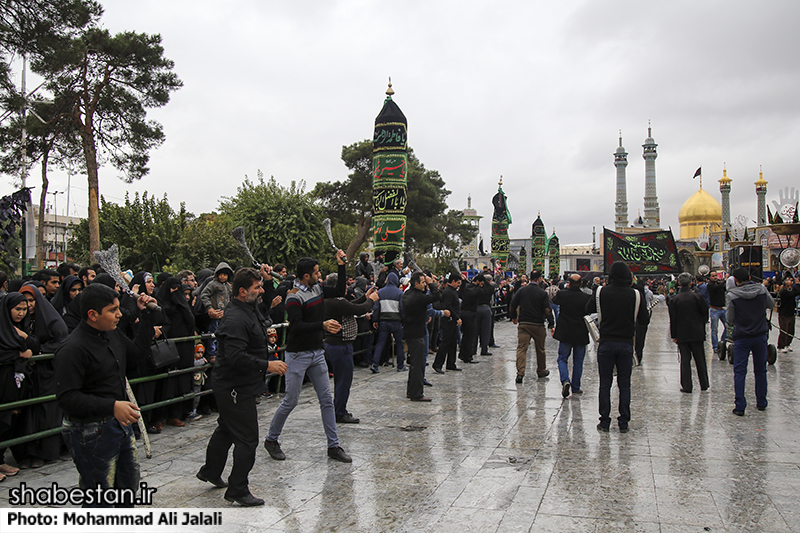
[5,0,800,248]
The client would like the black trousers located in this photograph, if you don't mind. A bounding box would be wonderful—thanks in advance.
[433,319,458,370]
[199,388,258,498]
[406,337,426,400]
[459,311,477,362]
[635,322,648,361]
[678,341,709,392]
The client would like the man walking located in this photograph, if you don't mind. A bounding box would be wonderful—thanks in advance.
[668,272,710,393]
[552,273,591,397]
[458,275,481,363]
[403,272,446,401]
[433,273,463,373]
[777,275,799,353]
[586,262,650,433]
[509,270,554,384]
[264,251,353,463]
[727,268,774,416]
[197,267,288,506]
[707,271,728,358]
[475,274,496,356]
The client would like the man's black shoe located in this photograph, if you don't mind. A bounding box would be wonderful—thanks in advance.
[619,426,629,434]
[446,366,462,371]
[490,344,501,348]
[327,446,352,463]
[597,423,610,432]
[337,413,360,424]
[467,360,479,364]
[562,381,571,398]
[515,375,523,384]
[757,405,767,411]
[538,370,550,378]
[196,471,228,488]
[680,388,692,393]
[423,379,433,386]
[264,439,286,460]
[481,352,493,356]
[732,409,745,416]
[433,367,445,374]
[224,493,265,507]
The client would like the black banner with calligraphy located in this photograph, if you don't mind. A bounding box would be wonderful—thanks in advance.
[603,228,680,275]
[373,186,407,215]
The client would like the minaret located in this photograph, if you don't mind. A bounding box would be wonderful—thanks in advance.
[614,131,628,231]
[755,166,768,226]
[642,122,660,228]
[719,165,732,229]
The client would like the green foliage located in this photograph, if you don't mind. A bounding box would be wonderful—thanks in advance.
[68,191,192,272]
[219,172,328,269]
[174,213,247,272]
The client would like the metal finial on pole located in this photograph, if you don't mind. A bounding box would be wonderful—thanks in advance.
[386,77,394,96]
[498,175,503,186]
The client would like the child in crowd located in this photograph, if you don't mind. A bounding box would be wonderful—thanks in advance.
[187,344,207,421]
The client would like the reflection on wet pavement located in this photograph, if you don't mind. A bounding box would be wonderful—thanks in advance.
[6,307,799,532]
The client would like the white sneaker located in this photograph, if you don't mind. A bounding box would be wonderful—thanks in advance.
[780,347,789,353]
[788,347,794,352]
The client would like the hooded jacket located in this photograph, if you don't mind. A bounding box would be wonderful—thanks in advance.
[585,262,650,343]
[372,272,403,322]
[355,253,371,279]
[726,281,774,340]
[200,262,233,311]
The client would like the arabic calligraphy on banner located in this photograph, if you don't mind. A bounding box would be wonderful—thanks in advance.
[373,123,407,151]
[373,187,407,214]
[603,228,680,275]
[372,216,406,252]
[372,154,407,182]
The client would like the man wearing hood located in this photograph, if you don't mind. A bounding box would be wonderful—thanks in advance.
[586,261,650,433]
[726,268,774,416]
[370,272,405,373]
[355,252,371,279]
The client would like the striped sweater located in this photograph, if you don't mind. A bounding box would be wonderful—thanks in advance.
[285,263,345,352]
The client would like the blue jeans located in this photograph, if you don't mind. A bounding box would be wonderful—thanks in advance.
[709,308,727,350]
[733,335,768,411]
[551,303,560,322]
[267,349,339,448]
[373,321,404,368]
[325,343,354,420]
[207,318,221,358]
[597,341,634,428]
[62,417,139,508]
[557,342,587,392]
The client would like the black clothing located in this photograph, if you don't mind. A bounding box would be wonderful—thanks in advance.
[552,286,591,345]
[707,279,727,308]
[586,283,650,343]
[212,297,273,396]
[284,264,346,353]
[509,282,554,328]
[440,285,461,322]
[777,285,800,317]
[460,283,481,313]
[323,295,374,346]
[55,314,154,422]
[401,285,441,340]
[668,287,709,343]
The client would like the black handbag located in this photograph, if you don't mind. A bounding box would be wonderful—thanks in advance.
[150,339,180,370]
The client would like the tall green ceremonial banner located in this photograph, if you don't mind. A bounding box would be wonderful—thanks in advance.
[491,180,511,269]
[518,245,527,276]
[603,228,680,275]
[531,214,546,272]
[372,82,407,255]
[547,231,560,279]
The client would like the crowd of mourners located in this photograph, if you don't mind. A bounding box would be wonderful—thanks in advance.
[0,251,795,496]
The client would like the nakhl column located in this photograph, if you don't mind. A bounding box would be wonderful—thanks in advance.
[372,80,408,262]
[547,228,560,280]
[491,177,511,272]
[531,213,546,272]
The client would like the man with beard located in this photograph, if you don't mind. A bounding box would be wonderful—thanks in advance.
[198,267,287,506]
[432,273,463,373]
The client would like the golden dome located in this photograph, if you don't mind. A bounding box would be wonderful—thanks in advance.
[678,187,722,240]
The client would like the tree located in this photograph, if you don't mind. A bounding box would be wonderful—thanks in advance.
[220,172,327,269]
[41,27,182,253]
[68,191,191,272]
[314,139,477,260]
[174,212,247,273]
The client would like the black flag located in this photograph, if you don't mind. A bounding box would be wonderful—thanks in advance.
[478,238,485,256]
[693,167,702,179]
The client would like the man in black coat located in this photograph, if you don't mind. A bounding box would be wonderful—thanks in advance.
[433,273,463,373]
[586,262,650,433]
[553,274,592,398]
[509,270,553,383]
[402,272,446,401]
[458,276,482,363]
[668,272,710,393]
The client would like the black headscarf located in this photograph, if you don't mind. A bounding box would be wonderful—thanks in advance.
[156,275,194,332]
[93,273,118,290]
[0,293,28,355]
[20,283,68,352]
[129,271,153,295]
[50,275,82,316]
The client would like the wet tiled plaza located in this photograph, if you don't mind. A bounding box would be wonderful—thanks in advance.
[3,306,800,532]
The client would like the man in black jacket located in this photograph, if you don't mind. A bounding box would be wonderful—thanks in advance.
[707,271,728,356]
[586,262,650,433]
[403,272,447,401]
[458,276,482,363]
[433,273,463,373]
[553,274,591,397]
[509,270,554,383]
[668,272,710,393]
[777,275,800,353]
[55,284,157,508]
[197,267,288,507]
